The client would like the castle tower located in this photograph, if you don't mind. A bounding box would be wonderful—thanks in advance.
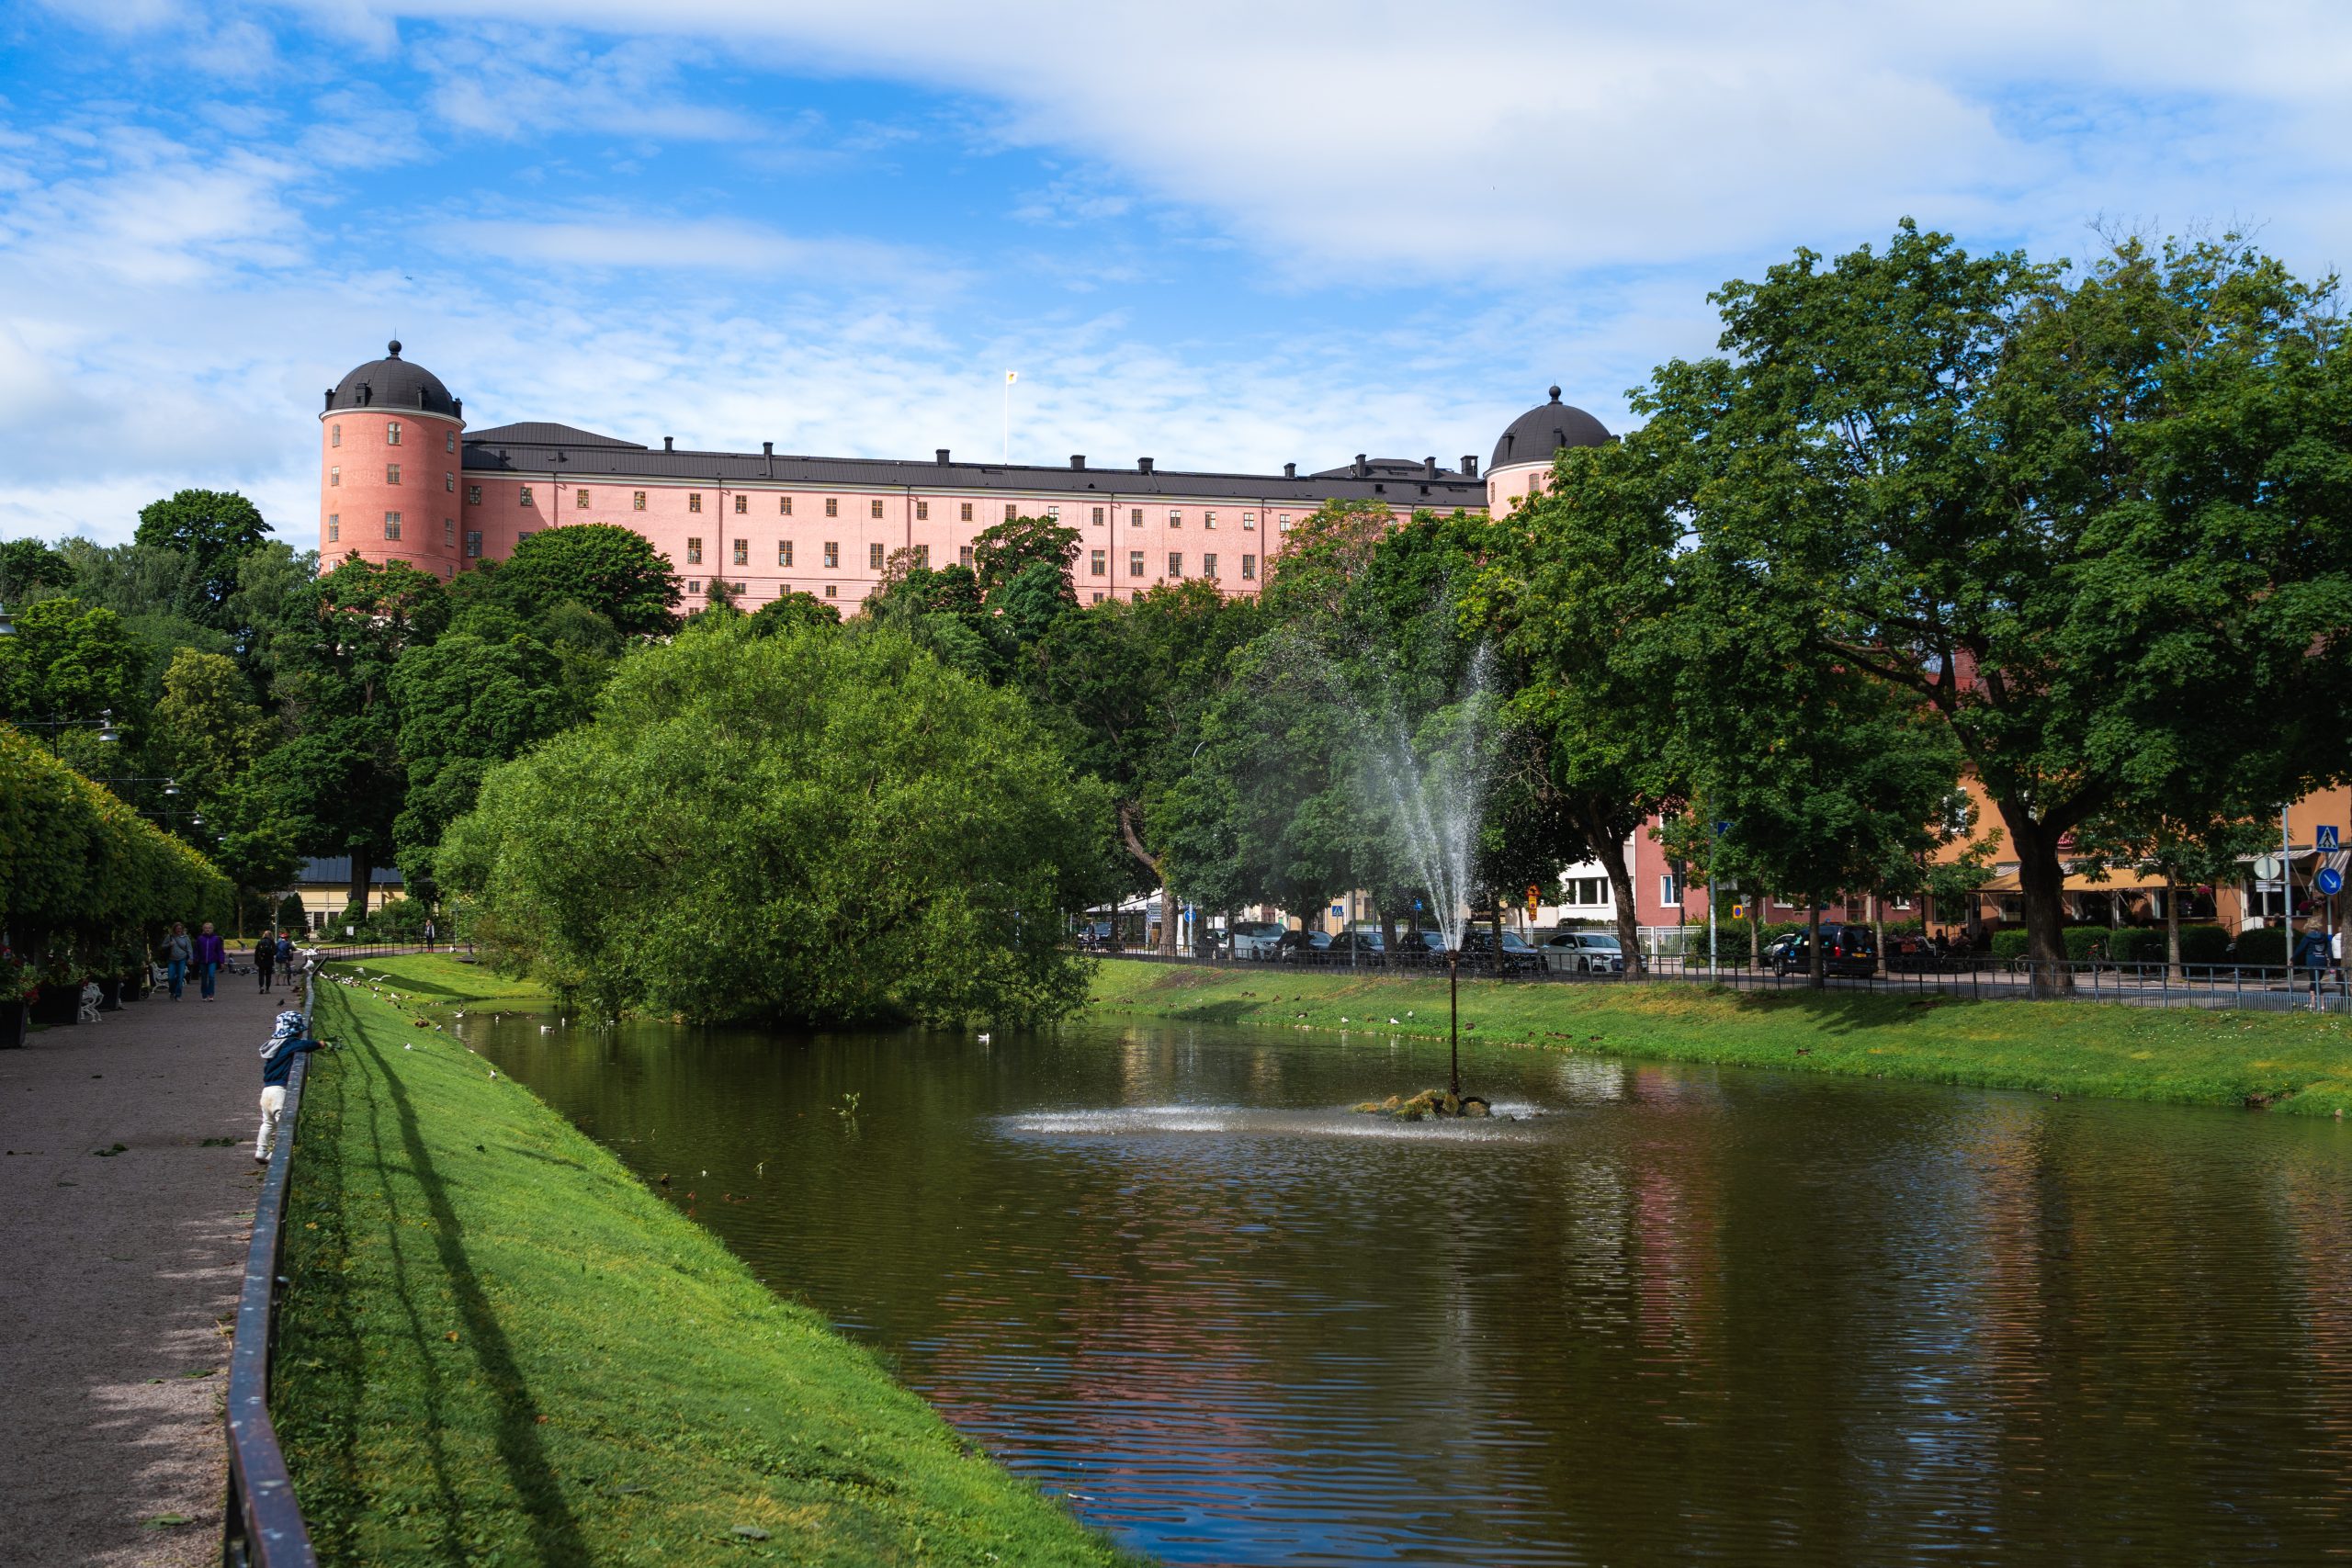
[1485,386,1609,513]
[319,342,466,577]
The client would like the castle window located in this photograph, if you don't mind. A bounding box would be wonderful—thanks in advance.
[1203,552,1218,578]
[688,492,703,513]
[384,511,401,540]
[687,580,700,594]
[330,423,340,447]
[825,497,838,517]
[1243,512,1256,530]
[444,517,455,545]
[1278,513,1291,531]
[1128,549,1144,577]
[1090,549,1105,576]
[633,491,646,511]
[1168,509,1182,527]
[777,540,793,567]
[732,538,747,566]
[385,463,400,485]
[574,488,589,509]
[517,530,532,544]
[686,537,703,564]
[1242,554,1257,581]
[518,486,533,506]
[329,466,340,488]
[445,472,455,492]
[870,498,884,519]
[868,542,885,569]
[1130,507,1142,525]
[779,496,792,515]
[1091,592,1103,604]
[916,501,929,521]
[1046,504,1060,520]
[466,530,482,558]
[734,494,747,514]
[386,421,401,446]
[823,542,839,569]
[912,544,929,568]
[824,584,837,598]
[1204,511,1217,529]
[960,545,974,568]
[1092,506,1104,525]
[445,430,456,454]
[1168,552,1183,578]
[1004,502,1016,521]
[960,502,973,522]
[326,513,338,542]
[467,485,481,505]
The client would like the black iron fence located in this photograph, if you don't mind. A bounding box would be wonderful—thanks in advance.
[222,973,320,1567]
[1111,947,2351,1012]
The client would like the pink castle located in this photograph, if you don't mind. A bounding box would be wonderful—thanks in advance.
[318,342,1606,608]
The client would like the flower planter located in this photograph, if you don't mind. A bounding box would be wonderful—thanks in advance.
[97,976,125,1012]
[30,984,81,1028]
[0,1001,25,1049]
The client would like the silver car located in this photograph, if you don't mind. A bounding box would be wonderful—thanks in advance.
[1541,931,1627,974]
[1227,920,1284,961]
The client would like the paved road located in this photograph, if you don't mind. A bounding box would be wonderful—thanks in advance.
[0,974,298,1567]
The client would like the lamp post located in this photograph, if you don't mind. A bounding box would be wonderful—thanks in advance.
[19,709,120,755]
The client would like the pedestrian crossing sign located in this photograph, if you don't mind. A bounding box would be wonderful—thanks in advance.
[2319,825,2341,851]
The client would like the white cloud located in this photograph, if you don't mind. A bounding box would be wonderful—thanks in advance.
[441,213,943,285]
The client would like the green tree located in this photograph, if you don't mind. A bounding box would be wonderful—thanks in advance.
[749,591,842,636]
[971,513,1080,600]
[0,537,72,599]
[132,489,273,634]
[441,618,1112,1026]
[487,524,682,636]
[150,649,275,806]
[0,597,147,743]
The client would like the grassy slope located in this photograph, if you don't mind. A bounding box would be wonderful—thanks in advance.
[1089,959,2352,1117]
[276,960,1135,1568]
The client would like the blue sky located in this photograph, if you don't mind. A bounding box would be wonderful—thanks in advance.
[5,0,2351,547]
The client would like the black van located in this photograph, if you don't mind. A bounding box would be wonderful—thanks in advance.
[1764,922,1879,977]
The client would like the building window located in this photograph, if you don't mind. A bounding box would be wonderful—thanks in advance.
[869,542,885,569]
[912,544,930,568]
[778,540,793,567]
[386,463,401,485]
[1660,873,1680,906]
[1243,512,1256,530]
[1091,592,1104,604]
[326,513,339,542]
[686,537,703,564]
[444,517,455,545]
[780,496,793,515]
[467,484,481,505]
[575,488,589,509]
[687,580,700,594]
[466,530,482,558]
[689,492,703,513]
[1203,552,1218,578]
[733,538,748,566]
[1205,510,1217,529]
[518,485,534,506]
[445,472,455,492]
[1005,502,1017,521]
[823,541,839,569]
[1090,548,1106,576]
[1129,549,1144,577]
[633,491,647,511]
[916,501,929,521]
[870,498,884,519]
[517,530,532,545]
[734,494,748,514]
[1046,504,1060,520]
[1091,506,1104,525]
[959,545,974,568]
[445,429,456,454]
[826,497,839,517]
[1527,475,1543,498]
[1278,513,1291,531]
[1130,507,1142,525]
[386,420,401,446]
[1168,508,1182,527]
[824,584,837,598]
[383,511,401,540]
[1241,554,1257,581]
[329,466,340,488]
[330,423,341,447]
[960,502,973,522]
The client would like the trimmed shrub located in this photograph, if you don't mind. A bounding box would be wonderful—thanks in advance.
[1991,929,2031,962]
[2229,927,2288,967]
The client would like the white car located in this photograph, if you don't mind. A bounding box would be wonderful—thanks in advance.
[1227,920,1285,960]
[1541,931,1627,974]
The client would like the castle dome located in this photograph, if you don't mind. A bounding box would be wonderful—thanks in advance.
[325,340,459,418]
[1490,386,1608,470]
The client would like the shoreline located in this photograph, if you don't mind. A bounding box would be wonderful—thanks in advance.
[273,954,1136,1567]
[1086,959,2352,1118]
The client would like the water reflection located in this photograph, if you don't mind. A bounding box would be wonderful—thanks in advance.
[473,1015,2352,1566]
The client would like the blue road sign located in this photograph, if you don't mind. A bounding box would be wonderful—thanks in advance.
[1713,820,1733,836]
[2319,866,2344,896]
[1413,898,1423,911]
[2319,825,2341,851]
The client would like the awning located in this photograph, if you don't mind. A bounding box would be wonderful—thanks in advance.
[1971,869,2172,895]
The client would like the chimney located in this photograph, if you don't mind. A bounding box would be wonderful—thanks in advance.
[1283,462,1295,479]
[1423,456,1438,478]
[1353,453,1368,478]
[322,389,333,412]
[936,448,950,465]
[1463,456,1478,478]
[452,397,462,419]
[1070,455,1086,469]
[1138,457,1154,475]
[664,436,674,452]
[763,441,774,456]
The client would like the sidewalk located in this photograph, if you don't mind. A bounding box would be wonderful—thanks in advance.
[0,974,298,1567]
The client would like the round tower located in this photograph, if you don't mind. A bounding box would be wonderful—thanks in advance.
[319,341,466,577]
[1486,386,1609,513]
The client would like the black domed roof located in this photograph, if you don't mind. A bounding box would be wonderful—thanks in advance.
[325,341,458,417]
[1491,387,1608,470]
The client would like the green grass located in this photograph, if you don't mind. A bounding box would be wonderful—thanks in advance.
[1089,959,2352,1117]
[330,951,556,1007]
[276,964,1137,1567]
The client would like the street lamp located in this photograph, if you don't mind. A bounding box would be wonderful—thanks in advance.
[96,709,119,744]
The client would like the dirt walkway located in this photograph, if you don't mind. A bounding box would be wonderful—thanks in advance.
[0,973,301,1567]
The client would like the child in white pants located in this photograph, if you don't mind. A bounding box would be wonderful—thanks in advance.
[255,1010,321,1164]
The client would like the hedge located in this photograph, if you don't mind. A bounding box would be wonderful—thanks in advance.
[0,726,232,982]
[1992,923,2272,968]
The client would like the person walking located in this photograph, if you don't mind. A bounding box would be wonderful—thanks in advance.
[276,931,297,986]
[254,1009,324,1163]
[193,921,226,1002]
[254,929,277,994]
[160,922,192,1001]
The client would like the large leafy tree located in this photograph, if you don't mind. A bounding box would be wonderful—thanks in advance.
[971,513,1080,599]
[132,489,274,637]
[486,523,682,636]
[0,598,148,767]
[1637,222,2352,983]
[441,617,1112,1026]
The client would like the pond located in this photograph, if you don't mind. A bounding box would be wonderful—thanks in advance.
[471,1013,2352,1566]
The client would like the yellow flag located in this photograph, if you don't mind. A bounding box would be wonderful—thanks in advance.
[1005,370,1018,384]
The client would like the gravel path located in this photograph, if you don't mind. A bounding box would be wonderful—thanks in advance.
[0,974,300,1567]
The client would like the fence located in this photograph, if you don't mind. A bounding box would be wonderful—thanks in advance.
[222,971,320,1567]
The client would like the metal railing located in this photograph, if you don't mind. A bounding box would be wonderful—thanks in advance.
[1111,947,2351,1011]
[222,971,320,1568]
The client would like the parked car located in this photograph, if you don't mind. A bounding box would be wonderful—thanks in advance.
[1327,931,1389,966]
[1457,929,1546,975]
[1766,922,1879,977]
[1272,929,1332,963]
[1389,930,1448,967]
[1227,920,1285,961]
[1540,931,1627,975]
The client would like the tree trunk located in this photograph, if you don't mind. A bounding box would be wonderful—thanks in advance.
[1807,901,1825,989]
[348,846,374,932]
[1749,898,1761,966]
[1870,888,1885,976]
[1597,835,1644,976]
[1114,803,1175,956]
[2007,813,2075,997]
[2165,872,2182,979]
[1159,885,1179,956]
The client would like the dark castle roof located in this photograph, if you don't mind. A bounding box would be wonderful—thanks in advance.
[1490,387,1609,470]
[325,341,459,418]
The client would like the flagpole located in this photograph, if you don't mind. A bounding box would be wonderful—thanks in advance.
[1002,370,1013,463]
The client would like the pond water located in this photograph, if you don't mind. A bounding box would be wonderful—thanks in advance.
[471,1013,2352,1566]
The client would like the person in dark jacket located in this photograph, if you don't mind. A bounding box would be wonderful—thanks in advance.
[254,1009,323,1162]
[254,930,277,994]
[193,922,226,1001]
[160,923,191,1001]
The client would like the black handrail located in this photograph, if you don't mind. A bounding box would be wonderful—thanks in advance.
[221,971,319,1567]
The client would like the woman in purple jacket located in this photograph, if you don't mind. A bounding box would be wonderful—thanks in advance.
[193,921,227,1001]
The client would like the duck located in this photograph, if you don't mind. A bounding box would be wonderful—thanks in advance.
[978,1031,992,1043]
